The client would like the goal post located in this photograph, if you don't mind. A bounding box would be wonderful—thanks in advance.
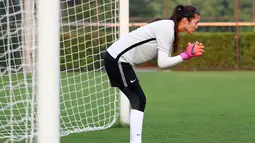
[37,0,60,143]
[119,0,130,125]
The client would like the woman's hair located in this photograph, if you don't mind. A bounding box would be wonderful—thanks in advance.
[150,5,200,53]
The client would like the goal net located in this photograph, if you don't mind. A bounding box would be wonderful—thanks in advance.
[0,0,119,142]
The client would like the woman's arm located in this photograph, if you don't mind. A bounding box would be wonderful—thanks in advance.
[157,42,204,69]
[157,49,183,69]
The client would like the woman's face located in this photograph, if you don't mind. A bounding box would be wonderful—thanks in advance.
[185,14,200,34]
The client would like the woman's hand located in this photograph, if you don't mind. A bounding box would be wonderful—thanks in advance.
[180,41,205,60]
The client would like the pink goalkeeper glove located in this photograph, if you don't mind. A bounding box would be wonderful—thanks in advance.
[180,41,205,60]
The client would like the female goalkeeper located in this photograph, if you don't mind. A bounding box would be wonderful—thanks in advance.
[104,4,204,143]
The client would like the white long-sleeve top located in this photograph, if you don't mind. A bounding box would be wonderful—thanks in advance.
[107,19,183,69]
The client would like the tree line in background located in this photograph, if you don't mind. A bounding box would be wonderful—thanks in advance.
[0,0,254,33]
[0,0,254,25]
[129,0,254,32]
[0,0,254,22]
[130,0,253,22]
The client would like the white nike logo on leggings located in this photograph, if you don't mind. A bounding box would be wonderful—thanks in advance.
[130,79,136,83]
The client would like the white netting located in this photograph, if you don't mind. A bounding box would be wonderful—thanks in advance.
[0,0,119,142]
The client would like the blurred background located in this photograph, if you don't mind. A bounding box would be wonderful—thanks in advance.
[129,0,254,32]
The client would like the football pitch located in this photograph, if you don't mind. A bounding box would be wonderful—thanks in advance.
[1,71,255,143]
[61,71,255,143]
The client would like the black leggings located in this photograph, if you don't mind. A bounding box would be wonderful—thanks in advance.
[119,84,146,112]
[103,51,146,112]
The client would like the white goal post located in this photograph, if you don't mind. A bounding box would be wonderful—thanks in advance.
[0,0,130,142]
[119,0,130,125]
[37,0,60,142]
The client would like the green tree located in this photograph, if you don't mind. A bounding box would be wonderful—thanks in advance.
[129,0,159,22]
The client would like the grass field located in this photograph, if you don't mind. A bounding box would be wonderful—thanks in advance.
[1,71,255,143]
[60,71,255,143]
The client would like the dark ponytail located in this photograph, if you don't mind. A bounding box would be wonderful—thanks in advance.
[170,5,184,53]
[149,5,200,54]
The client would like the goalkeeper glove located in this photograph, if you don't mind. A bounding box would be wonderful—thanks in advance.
[180,41,204,60]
